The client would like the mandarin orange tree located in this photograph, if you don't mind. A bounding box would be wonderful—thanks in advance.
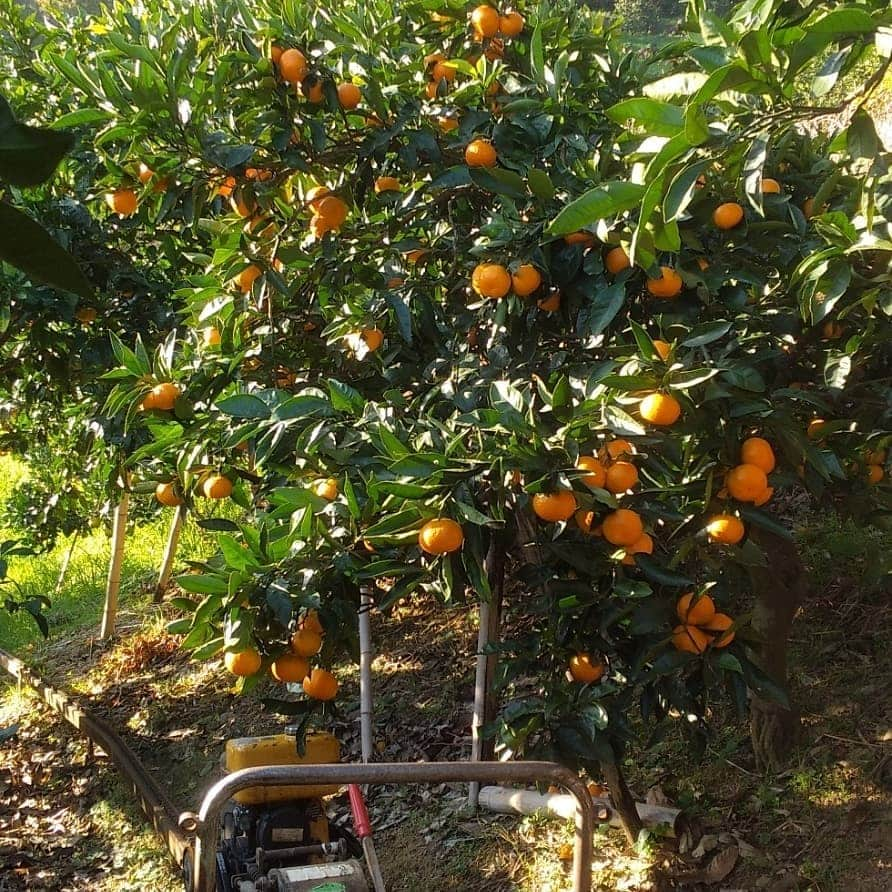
[1,0,890,843]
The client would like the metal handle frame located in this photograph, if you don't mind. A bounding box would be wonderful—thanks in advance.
[188,761,594,892]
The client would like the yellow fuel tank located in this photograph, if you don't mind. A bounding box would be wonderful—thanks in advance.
[224,732,340,805]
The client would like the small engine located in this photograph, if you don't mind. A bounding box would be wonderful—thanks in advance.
[211,732,369,892]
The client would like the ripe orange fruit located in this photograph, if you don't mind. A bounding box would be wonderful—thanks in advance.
[431,60,456,82]
[303,668,338,700]
[361,327,384,351]
[278,48,308,83]
[470,5,500,39]
[292,628,323,657]
[337,82,362,109]
[761,177,781,194]
[574,509,598,535]
[602,508,644,546]
[312,477,339,501]
[418,518,464,554]
[137,162,154,184]
[605,461,638,494]
[604,439,634,462]
[703,613,735,647]
[753,486,774,507]
[499,10,524,36]
[202,474,233,500]
[676,592,715,626]
[105,188,138,216]
[640,392,681,426]
[237,264,262,293]
[314,195,349,229]
[271,653,310,683]
[155,482,183,507]
[568,653,605,684]
[203,326,221,347]
[217,175,236,198]
[303,78,324,103]
[465,138,497,168]
[532,490,577,523]
[866,448,887,465]
[646,266,683,298]
[437,116,459,133]
[301,610,325,635]
[149,382,180,411]
[225,648,262,677]
[270,45,283,65]
[564,231,595,246]
[741,437,775,473]
[868,465,884,484]
[706,514,745,544]
[511,264,542,296]
[425,80,443,100]
[605,246,630,274]
[726,463,768,502]
[672,624,710,655]
[374,176,400,194]
[537,292,561,312]
[471,262,511,299]
[305,185,331,211]
[713,202,744,229]
[576,456,607,489]
[621,532,653,565]
[75,306,97,324]
[652,339,671,361]
[821,320,844,339]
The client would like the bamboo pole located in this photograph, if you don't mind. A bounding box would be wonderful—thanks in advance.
[358,586,374,764]
[55,529,79,593]
[468,597,491,808]
[100,475,130,639]
[154,504,186,603]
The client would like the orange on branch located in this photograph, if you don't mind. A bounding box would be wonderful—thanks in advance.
[676,592,716,626]
[605,246,630,274]
[672,625,710,655]
[532,490,577,522]
[703,613,735,647]
[576,456,606,489]
[418,518,464,554]
[602,509,644,546]
[741,437,775,473]
[605,461,639,494]
[713,201,744,229]
[511,264,542,296]
[105,188,138,216]
[202,474,233,500]
[271,654,310,683]
[337,82,362,109]
[471,262,511,299]
[154,482,183,507]
[278,48,308,83]
[465,138,497,168]
[726,463,768,502]
[569,653,605,684]
[225,648,262,677]
[646,266,683,298]
[291,628,323,657]
[470,5,500,39]
[640,392,681,426]
[303,668,338,700]
[706,514,745,544]
[499,10,524,36]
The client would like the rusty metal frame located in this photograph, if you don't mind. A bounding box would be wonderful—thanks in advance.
[188,761,594,892]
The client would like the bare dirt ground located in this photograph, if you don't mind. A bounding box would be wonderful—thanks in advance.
[1,514,890,891]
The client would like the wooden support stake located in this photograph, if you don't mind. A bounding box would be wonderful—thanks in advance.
[55,530,79,593]
[100,476,130,639]
[154,504,186,603]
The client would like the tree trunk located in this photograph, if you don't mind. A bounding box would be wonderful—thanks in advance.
[602,761,642,846]
[747,528,809,771]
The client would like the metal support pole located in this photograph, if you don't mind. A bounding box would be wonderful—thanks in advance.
[358,586,374,765]
[188,762,594,892]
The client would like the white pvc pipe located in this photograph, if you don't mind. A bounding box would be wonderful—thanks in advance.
[477,785,680,835]
[101,480,130,639]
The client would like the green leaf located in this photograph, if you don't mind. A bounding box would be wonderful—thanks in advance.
[547,182,645,236]
[0,97,75,186]
[176,574,229,595]
[663,160,709,222]
[216,394,272,419]
[576,281,626,338]
[0,203,92,298]
[683,103,709,146]
[469,167,527,198]
[527,168,555,201]
[634,555,694,587]
[327,379,366,415]
[682,320,732,346]
[605,98,684,136]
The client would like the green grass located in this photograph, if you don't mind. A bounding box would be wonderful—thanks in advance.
[0,454,225,653]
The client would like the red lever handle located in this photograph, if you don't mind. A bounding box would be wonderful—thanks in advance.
[348,783,372,839]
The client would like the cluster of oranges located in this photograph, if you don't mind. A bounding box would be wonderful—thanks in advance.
[470,260,542,300]
[672,592,735,654]
[863,446,886,484]
[224,610,339,701]
[304,185,350,240]
[470,5,524,41]
[154,473,233,507]
[271,45,361,111]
